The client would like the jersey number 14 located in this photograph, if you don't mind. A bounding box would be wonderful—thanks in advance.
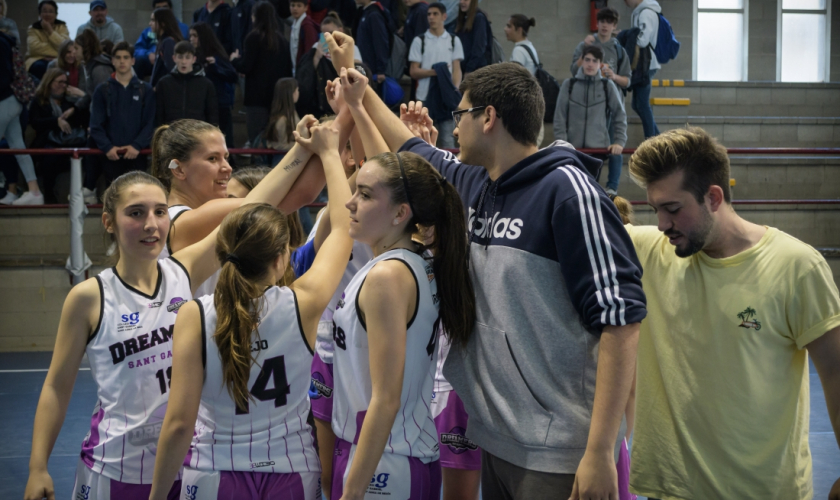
[235,355,291,415]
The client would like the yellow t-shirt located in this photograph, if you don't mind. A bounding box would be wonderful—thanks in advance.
[627,225,840,500]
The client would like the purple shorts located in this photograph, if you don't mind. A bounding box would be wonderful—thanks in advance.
[331,438,441,500]
[431,390,481,470]
[181,467,320,500]
[73,459,180,500]
[309,352,334,422]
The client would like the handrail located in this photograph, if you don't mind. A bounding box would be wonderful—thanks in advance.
[629,199,840,206]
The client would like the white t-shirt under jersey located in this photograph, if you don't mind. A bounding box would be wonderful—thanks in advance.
[81,258,192,483]
[189,288,320,473]
[332,249,440,462]
[160,205,220,297]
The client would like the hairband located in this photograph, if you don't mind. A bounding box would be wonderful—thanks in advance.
[396,153,417,217]
[168,159,178,170]
[225,254,241,267]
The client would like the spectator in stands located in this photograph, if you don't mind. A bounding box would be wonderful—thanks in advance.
[454,0,488,74]
[505,15,538,75]
[230,0,255,54]
[290,0,319,74]
[0,0,21,46]
[28,68,90,203]
[231,1,293,144]
[408,2,462,148]
[0,30,42,206]
[89,42,155,188]
[353,0,390,85]
[571,8,630,90]
[554,45,627,196]
[402,0,428,50]
[134,0,189,80]
[194,0,234,54]
[262,77,299,153]
[25,0,70,80]
[624,0,660,139]
[76,28,113,109]
[190,22,237,148]
[47,40,88,108]
[149,7,184,87]
[155,41,219,126]
[75,0,124,43]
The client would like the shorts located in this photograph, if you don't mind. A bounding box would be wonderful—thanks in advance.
[72,458,180,500]
[431,389,481,470]
[309,351,334,422]
[181,467,320,500]
[331,438,441,500]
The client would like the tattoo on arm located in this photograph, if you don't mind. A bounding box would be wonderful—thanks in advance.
[284,157,303,172]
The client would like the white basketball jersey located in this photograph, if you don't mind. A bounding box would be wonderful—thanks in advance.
[81,259,193,483]
[189,288,320,473]
[434,328,453,393]
[307,212,373,363]
[160,205,220,297]
[332,249,440,463]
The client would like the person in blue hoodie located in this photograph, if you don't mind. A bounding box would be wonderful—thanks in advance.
[328,31,646,499]
[89,41,155,186]
[353,0,390,84]
[134,0,189,80]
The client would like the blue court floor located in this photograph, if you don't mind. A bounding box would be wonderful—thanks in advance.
[1,352,838,499]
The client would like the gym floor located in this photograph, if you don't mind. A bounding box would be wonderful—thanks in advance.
[1,352,838,499]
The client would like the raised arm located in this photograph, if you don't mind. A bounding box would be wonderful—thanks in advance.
[342,67,390,158]
[24,279,99,500]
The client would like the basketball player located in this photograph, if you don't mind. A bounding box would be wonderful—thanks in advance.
[329,150,475,500]
[148,122,354,500]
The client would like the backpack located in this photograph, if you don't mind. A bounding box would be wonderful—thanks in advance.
[371,2,408,79]
[646,9,680,64]
[10,45,36,104]
[520,45,559,123]
[482,13,504,65]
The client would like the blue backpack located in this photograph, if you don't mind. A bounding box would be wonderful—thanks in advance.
[647,9,680,64]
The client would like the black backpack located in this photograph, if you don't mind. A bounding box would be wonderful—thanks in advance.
[520,45,559,123]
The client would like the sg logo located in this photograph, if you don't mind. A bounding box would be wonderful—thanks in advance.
[120,312,140,325]
[184,485,199,500]
[370,472,390,489]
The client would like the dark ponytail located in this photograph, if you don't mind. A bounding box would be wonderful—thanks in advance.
[214,204,290,412]
[509,14,535,37]
[370,152,476,347]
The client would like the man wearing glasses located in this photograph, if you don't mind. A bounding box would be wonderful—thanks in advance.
[331,37,647,500]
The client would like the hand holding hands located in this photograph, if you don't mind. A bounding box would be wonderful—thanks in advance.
[294,123,340,156]
[339,67,368,107]
[296,114,319,140]
[325,78,346,113]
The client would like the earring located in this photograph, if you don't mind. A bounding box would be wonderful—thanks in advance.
[168,159,178,170]
[393,219,399,225]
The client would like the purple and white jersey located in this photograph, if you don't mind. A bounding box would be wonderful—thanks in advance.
[81,258,192,483]
[160,205,219,297]
[332,249,440,463]
[433,329,452,394]
[307,212,373,364]
[189,287,320,474]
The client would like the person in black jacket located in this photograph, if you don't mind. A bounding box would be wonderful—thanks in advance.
[353,0,390,83]
[402,0,428,49]
[230,0,254,53]
[193,0,233,54]
[190,21,237,147]
[155,41,219,127]
[454,0,488,74]
[89,42,155,186]
[231,1,292,144]
[149,7,184,87]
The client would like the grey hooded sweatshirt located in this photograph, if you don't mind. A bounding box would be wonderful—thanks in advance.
[554,67,627,150]
[631,0,661,70]
[76,16,124,43]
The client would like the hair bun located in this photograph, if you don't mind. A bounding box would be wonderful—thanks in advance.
[529,18,536,27]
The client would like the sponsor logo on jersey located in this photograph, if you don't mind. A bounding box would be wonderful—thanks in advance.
[128,403,168,447]
[737,307,761,330]
[167,297,187,313]
[109,324,174,364]
[468,208,523,240]
[184,485,199,500]
[117,312,142,332]
[441,426,478,454]
[310,372,333,398]
[335,292,346,310]
[148,301,162,308]
[369,472,390,491]
[425,264,434,282]
[250,461,276,469]
[76,485,91,500]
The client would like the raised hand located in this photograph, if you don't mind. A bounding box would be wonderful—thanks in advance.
[294,123,340,156]
[325,31,355,72]
[325,78,345,114]
[296,114,318,140]
[339,67,367,106]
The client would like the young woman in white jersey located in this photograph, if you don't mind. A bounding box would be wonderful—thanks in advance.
[148,123,354,500]
[329,150,475,500]
[149,118,339,295]
[23,144,315,500]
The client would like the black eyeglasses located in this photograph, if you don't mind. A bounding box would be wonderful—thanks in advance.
[451,105,489,125]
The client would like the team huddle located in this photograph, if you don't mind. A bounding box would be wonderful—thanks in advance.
[23,31,840,500]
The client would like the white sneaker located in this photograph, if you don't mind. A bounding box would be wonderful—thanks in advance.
[82,187,97,205]
[606,188,618,197]
[12,191,45,205]
[0,191,18,205]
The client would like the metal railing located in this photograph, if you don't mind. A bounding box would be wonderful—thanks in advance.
[1,146,839,284]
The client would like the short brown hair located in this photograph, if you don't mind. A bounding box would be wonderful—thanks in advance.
[582,45,603,62]
[629,127,732,204]
[174,40,195,55]
[111,41,133,57]
[597,7,619,24]
[458,62,543,146]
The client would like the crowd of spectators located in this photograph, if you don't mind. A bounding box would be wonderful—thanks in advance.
[0,0,665,205]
